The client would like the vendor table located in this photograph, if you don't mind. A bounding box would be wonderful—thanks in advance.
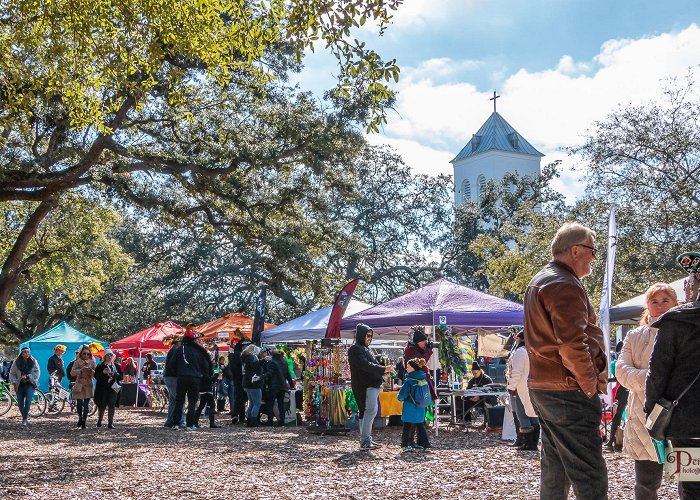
[378,390,403,417]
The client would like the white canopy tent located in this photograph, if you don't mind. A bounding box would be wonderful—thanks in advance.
[261,299,374,342]
[609,277,686,325]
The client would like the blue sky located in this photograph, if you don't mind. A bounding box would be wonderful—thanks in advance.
[295,0,700,201]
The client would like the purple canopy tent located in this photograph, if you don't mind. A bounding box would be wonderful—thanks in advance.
[340,278,523,340]
[341,278,523,436]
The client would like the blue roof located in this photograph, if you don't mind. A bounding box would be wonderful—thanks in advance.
[20,321,104,347]
[451,112,544,162]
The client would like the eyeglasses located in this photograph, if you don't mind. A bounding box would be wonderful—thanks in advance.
[575,244,597,258]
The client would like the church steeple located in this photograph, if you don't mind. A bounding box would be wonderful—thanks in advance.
[451,112,543,163]
[451,99,543,206]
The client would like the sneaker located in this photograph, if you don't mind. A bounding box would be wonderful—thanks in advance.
[20,420,28,428]
[359,442,372,451]
[401,446,414,453]
[410,443,424,451]
[185,426,197,432]
[368,441,381,449]
[172,426,181,431]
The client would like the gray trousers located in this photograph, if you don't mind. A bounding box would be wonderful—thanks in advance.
[530,389,608,500]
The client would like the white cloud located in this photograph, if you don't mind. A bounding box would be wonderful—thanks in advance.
[365,133,455,177]
[380,23,700,202]
[387,0,479,28]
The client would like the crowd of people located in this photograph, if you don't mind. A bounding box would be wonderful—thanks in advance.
[3,220,699,499]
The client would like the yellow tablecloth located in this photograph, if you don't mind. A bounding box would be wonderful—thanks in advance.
[378,391,403,417]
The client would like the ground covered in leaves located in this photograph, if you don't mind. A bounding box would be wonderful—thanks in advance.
[0,408,677,499]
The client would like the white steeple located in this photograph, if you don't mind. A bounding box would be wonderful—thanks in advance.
[452,102,543,206]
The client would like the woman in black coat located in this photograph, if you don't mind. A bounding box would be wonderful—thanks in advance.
[264,350,295,426]
[94,350,122,429]
[241,344,268,427]
[645,299,700,499]
[194,350,220,428]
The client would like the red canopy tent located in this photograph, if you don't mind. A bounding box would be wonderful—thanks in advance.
[110,321,185,353]
[197,312,275,341]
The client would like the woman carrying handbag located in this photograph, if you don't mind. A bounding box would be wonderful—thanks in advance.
[94,349,122,429]
[71,345,96,429]
[645,279,700,500]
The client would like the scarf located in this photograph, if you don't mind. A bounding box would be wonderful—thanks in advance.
[16,356,34,376]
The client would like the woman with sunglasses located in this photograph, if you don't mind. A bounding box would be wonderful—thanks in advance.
[9,346,40,428]
[71,345,96,429]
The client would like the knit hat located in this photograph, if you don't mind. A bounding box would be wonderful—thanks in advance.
[412,327,428,345]
[471,361,482,371]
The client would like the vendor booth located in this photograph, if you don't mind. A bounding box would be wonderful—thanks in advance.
[19,322,107,391]
[197,312,275,342]
[339,278,523,436]
[262,299,373,342]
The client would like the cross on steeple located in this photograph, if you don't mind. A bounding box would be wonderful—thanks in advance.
[490,90,500,112]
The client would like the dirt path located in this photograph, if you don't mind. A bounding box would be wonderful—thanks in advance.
[0,408,677,499]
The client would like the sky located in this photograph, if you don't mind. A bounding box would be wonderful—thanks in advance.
[294,0,700,202]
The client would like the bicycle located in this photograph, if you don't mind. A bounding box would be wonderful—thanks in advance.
[44,372,96,416]
[0,380,47,417]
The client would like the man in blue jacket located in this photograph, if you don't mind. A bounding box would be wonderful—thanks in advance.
[348,324,393,451]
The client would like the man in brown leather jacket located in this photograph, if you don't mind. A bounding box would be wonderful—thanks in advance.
[524,222,608,500]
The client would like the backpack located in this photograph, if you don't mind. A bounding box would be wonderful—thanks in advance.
[410,379,431,408]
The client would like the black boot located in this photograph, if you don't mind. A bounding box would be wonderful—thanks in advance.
[97,407,105,428]
[510,414,523,447]
[520,426,540,451]
[209,409,220,428]
[107,406,115,429]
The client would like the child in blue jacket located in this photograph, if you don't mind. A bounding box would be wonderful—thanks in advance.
[397,357,431,452]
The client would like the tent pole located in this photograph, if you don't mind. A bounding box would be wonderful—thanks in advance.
[135,347,141,408]
[432,324,438,437]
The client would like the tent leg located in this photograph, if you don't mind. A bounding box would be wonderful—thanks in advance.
[135,348,141,408]
[432,324,439,437]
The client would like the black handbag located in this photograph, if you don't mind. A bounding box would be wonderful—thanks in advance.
[646,371,700,440]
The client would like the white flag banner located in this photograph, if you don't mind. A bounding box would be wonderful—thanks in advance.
[599,205,617,404]
[599,205,617,357]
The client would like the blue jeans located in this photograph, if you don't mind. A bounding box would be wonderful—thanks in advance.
[530,389,608,500]
[164,376,185,426]
[359,387,380,445]
[244,388,262,418]
[511,394,539,431]
[16,384,34,420]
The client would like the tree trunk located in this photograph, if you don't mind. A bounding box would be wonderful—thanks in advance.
[0,196,59,319]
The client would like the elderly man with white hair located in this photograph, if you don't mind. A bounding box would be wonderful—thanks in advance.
[524,222,609,500]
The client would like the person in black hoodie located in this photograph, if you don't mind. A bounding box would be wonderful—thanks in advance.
[264,349,295,426]
[645,292,700,500]
[241,343,268,427]
[193,348,221,429]
[228,335,250,424]
[348,324,393,451]
[171,328,210,431]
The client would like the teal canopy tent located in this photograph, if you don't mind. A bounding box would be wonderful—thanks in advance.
[19,322,107,391]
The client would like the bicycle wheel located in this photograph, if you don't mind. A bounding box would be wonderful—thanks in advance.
[45,391,66,415]
[88,399,97,416]
[0,391,13,416]
[28,390,47,417]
